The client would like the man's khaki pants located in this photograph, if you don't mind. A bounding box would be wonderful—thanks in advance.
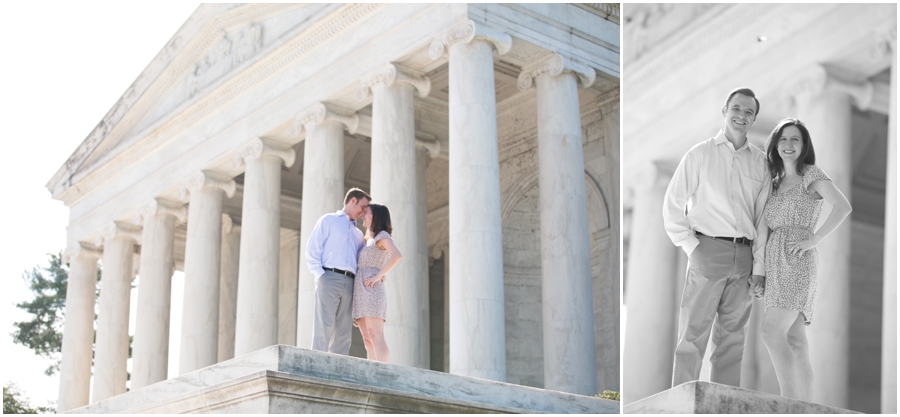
[672,234,752,388]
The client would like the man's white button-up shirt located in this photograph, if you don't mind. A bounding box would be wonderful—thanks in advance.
[305,210,366,279]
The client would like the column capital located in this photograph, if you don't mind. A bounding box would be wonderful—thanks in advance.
[517,53,596,90]
[786,64,875,111]
[429,19,512,60]
[179,170,237,200]
[292,102,359,137]
[95,221,141,247]
[357,63,431,100]
[415,135,441,159]
[232,138,296,170]
[222,214,241,234]
[64,242,102,264]
[134,197,187,225]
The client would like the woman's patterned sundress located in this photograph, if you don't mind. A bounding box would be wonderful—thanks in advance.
[352,230,393,325]
[764,164,831,325]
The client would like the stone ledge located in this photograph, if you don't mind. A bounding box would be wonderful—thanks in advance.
[68,345,618,414]
[624,381,859,414]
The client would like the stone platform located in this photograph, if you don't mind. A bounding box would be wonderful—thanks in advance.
[68,345,618,413]
[624,381,858,414]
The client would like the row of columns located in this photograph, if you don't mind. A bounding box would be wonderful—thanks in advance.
[622,61,896,410]
[56,18,606,411]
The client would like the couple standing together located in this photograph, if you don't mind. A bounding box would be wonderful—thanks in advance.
[664,88,853,401]
[305,188,402,363]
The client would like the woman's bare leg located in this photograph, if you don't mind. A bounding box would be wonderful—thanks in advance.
[786,313,813,402]
[362,317,390,363]
[357,319,376,360]
[762,306,802,399]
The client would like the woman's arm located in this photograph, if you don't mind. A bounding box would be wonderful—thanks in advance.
[788,179,852,256]
[365,238,403,287]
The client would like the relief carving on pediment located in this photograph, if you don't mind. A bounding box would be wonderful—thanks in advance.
[187,24,263,98]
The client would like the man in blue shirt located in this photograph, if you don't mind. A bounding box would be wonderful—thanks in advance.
[306,187,371,354]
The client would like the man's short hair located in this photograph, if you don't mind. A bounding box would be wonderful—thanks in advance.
[344,187,371,205]
[724,87,760,116]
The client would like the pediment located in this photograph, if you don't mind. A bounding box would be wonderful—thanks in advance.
[48,3,335,197]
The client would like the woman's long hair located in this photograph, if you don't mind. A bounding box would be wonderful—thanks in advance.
[366,203,393,239]
[765,117,816,193]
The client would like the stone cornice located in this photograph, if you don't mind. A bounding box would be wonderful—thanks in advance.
[50,3,384,204]
[95,221,142,248]
[357,63,431,100]
[180,170,237,200]
[64,242,102,264]
[135,197,187,225]
[517,53,597,90]
[292,102,359,136]
[232,138,296,169]
[786,64,874,111]
[428,19,513,60]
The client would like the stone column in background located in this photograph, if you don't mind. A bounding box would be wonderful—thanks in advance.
[359,63,432,368]
[442,246,450,373]
[279,228,300,345]
[233,138,296,356]
[57,243,101,412]
[179,171,236,373]
[622,161,679,405]
[790,64,871,409]
[415,144,437,369]
[218,215,241,362]
[430,19,512,382]
[293,102,358,349]
[131,198,185,389]
[881,26,897,414]
[518,53,598,396]
[92,221,141,402]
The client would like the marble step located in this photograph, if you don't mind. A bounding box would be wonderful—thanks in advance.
[624,381,859,414]
[68,345,619,414]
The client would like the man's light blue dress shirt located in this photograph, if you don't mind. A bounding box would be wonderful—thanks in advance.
[305,210,366,279]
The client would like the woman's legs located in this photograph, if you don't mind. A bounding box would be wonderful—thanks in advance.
[786,313,813,402]
[762,306,802,399]
[360,317,389,363]
[357,319,376,360]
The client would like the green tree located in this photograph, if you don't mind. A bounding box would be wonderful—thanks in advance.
[10,252,104,376]
[3,382,52,414]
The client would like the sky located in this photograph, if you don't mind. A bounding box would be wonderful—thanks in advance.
[1,2,199,408]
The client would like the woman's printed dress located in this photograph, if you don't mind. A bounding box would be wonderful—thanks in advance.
[352,230,393,325]
[764,164,831,325]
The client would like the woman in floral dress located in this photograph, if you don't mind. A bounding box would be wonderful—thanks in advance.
[759,118,852,401]
[352,203,402,363]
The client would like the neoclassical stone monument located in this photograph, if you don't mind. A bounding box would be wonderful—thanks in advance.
[49,4,620,412]
[621,3,896,413]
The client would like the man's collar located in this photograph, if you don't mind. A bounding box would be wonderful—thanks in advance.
[336,210,350,219]
[714,129,750,152]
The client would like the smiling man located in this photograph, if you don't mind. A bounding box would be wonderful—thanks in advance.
[662,87,771,388]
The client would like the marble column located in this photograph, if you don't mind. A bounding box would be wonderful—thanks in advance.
[92,221,141,402]
[882,27,897,414]
[415,145,434,369]
[179,171,235,373]
[278,228,300,345]
[518,53,598,395]
[131,198,185,389]
[791,64,870,409]
[293,102,358,349]
[218,215,241,362]
[430,19,512,382]
[233,138,296,356]
[57,243,101,412]
[622,161,679,405]
[359,63,432,368]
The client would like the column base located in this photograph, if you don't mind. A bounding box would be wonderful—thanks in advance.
[624,381,858,414]
[65,345,618,414]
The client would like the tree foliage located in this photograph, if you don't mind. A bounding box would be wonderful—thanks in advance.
[3,382,52,414]
[10,252,104,376]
